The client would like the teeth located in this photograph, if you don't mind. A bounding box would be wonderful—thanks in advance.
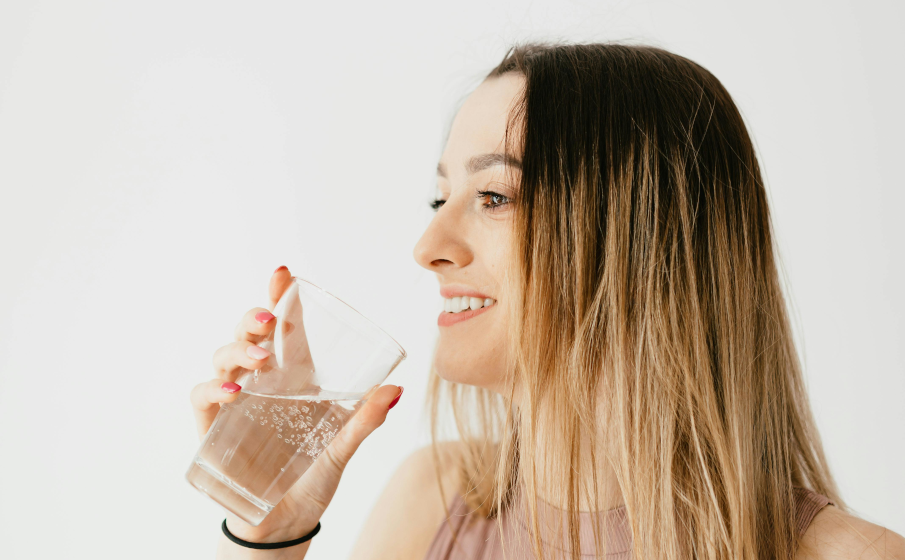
[442,295,496,313]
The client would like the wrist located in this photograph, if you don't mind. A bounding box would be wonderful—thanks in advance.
[217,534,311,560]
[225,517,320,544]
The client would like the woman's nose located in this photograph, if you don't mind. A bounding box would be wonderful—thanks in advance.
[413,205,473,272]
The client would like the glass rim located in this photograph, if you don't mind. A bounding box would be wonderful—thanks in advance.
[292,276,407,360]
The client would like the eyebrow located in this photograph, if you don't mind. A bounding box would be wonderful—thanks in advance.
[436,153,522,178]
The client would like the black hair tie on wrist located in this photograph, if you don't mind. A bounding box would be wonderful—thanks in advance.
[222,519,321,549]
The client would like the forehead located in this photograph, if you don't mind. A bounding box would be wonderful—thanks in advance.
[442,73,525,172]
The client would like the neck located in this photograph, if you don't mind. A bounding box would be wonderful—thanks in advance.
[526,401,624,513]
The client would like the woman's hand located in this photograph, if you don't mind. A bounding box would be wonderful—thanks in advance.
[189,266,403,551]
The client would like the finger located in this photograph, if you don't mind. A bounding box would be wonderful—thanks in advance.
[190,378,244,440]
[212,340,272,381]
[233,306,278,342]
[269,266,294,311]
[309,385,403,481]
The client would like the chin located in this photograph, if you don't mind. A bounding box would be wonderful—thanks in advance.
[432,336,508,392]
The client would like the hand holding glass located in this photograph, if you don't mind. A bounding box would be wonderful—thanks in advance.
[186,278,406,526]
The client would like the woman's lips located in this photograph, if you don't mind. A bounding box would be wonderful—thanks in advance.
[437,304,494,327]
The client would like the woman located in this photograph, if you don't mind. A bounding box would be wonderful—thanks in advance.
[191,43,904,559]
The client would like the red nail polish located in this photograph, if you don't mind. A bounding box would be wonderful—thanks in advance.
[274,266,288,274]
[221,382,241,394]
[255,311,275,323]
[388,387,404,410]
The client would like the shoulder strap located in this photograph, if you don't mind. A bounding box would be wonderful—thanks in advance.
[793,486,834,535]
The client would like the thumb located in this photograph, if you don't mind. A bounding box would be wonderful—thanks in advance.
[308,385,403,480]
[288,385,402,518]
[268,266,294,310]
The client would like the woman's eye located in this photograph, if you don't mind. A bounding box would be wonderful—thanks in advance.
[429,199,446,211]
[477,191,510,210]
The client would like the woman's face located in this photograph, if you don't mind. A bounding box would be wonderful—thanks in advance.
[413,73,524,392]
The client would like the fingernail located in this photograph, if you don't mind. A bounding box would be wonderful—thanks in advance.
[246,345,270,360]
[255,311,275,323]
[388,387,404,410]
[274,265,288,274]
[221,382,241,394]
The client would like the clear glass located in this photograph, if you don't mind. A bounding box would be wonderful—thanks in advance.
[185,277,406,525]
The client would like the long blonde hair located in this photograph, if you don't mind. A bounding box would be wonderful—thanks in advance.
[429,43,841,560]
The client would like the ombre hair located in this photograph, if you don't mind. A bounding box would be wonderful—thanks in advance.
[429,43,841,560]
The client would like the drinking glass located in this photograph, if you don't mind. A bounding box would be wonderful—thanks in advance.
[185,277,406,526]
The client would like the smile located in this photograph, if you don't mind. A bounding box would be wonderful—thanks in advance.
[437,296,497,327]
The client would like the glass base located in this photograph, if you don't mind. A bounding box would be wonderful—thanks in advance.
[185,459,272,526]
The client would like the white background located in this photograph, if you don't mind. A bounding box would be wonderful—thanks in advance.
[0,0,902,558]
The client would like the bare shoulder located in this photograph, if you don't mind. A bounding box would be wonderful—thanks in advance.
[796,505,905,560]
[349,442,468,560]
[383,441,467,503]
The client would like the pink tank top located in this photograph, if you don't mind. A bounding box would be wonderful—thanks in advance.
[424,487,832,559]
